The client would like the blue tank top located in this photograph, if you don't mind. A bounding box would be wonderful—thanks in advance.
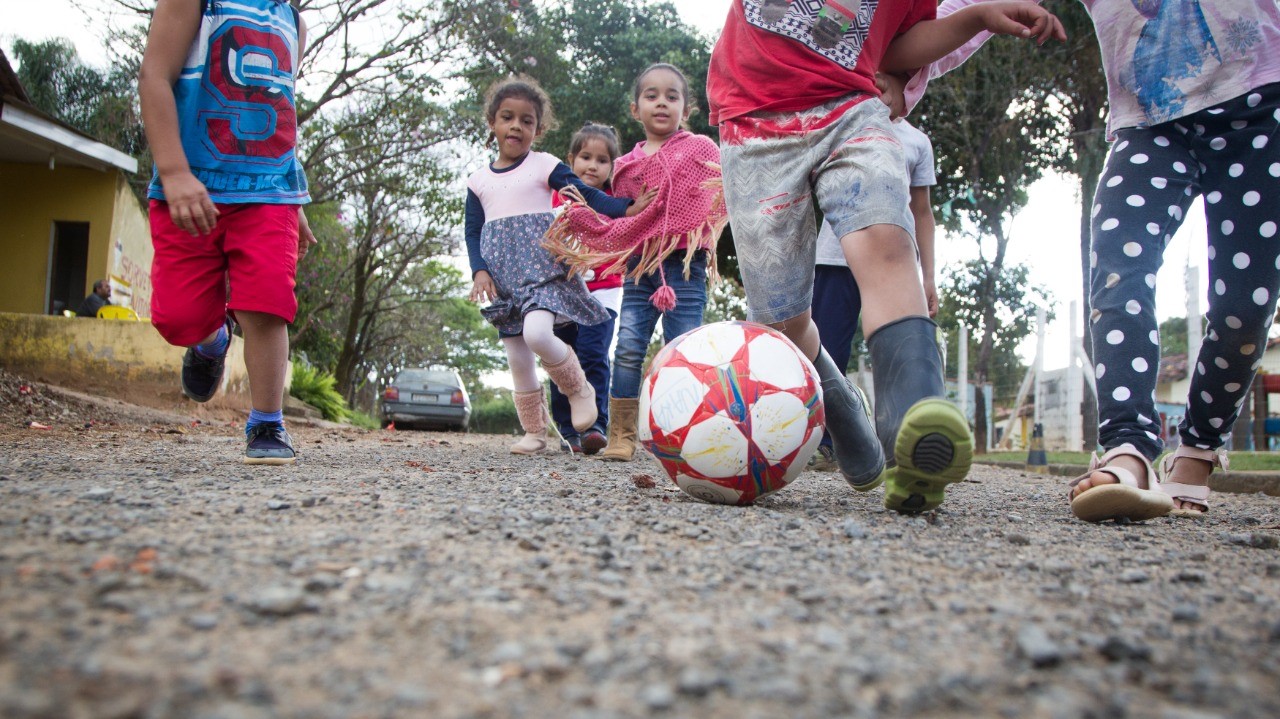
[147,0,310,205]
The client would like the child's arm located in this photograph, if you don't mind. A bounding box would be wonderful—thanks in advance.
[463,189,497,303]
[139,0,215,237]
[881,0,1065,74]
[549,165,655,218]
[901,0,1046,114]
[910,186,938,318]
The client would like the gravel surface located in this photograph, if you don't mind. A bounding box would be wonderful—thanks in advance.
[2,373,1279,718]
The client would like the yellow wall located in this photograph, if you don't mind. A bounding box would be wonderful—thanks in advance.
[0,162,137,315]
[0,312,263,411]
[108,175,154,314]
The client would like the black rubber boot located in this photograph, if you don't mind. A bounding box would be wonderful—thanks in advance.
[812,347,885,491]
[866,316,973,513]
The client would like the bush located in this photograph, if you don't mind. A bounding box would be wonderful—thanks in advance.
[470,393,521,435]
[347,410,380,430]
[290,363,349,422]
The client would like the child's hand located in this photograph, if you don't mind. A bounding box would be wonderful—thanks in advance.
[162,171,219,236]
[297,207,318,260]
[975,1,1066,45]
[625,186,659,217]
[470,270,497,303]
[875,72,907,121]
[924,277,939,318]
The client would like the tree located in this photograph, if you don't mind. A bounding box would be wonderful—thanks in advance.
[10,38,150,198]
[936,260,1052,417]
[914,33,1068,452]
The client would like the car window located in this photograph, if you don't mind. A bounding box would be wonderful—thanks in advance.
[395,369,459,386]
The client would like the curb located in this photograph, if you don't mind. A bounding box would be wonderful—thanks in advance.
[976,461,1280,497]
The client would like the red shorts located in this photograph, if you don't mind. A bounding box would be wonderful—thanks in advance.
[149,201,299,347]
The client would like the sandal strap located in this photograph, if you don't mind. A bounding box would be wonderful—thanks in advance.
[1159,445,1228,475]
[1158,481,1211,503]
[1067,443,1157,498]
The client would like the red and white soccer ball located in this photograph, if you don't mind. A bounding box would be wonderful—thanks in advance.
[638,321,825,505]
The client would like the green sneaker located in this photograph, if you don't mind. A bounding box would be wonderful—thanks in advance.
[808,444,838,473]
[883,399,972,514]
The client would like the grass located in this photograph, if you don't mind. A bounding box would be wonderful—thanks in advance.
[980,450,1280,471]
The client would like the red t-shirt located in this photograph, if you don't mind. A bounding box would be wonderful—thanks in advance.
[707,0,937,126]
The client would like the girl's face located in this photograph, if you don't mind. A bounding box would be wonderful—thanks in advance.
[570,137,614,190]
[489,97,540,161]
[631,68,688,139]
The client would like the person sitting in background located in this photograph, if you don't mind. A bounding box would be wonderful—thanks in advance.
[76,280,111,318]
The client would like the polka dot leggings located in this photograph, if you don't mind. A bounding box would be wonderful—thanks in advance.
[1091,82,1280,460]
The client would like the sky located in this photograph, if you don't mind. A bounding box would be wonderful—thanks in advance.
[4,0,1212,372]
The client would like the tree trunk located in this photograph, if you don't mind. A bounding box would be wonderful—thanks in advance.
[334,253,371,400]
[971,224,1010,454]
[1078,164,1100,451]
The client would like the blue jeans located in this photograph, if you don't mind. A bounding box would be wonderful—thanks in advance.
[610,252,709,399]
[549,309,617,437]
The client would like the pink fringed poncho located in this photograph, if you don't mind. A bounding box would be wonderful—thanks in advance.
[544,130,727,310]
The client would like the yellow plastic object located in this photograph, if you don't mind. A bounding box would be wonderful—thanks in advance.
[97,305,140,321]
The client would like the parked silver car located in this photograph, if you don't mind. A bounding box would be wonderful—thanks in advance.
[380,368,471,431]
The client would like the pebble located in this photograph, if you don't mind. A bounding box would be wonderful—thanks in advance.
[187,614,219,631]
[1016,625,1063,668]
[266,500,290,511]
[244,586,308,616]
[639,683,676,711]
[81,487,114,501]
[1171,604,1201,623]
[841,519,867,539]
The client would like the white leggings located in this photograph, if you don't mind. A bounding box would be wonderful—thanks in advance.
[503,310,570,393]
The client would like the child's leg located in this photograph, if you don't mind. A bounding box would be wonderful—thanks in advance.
[1075,126,1200,506]
[503,335,548,454]
[603,275,662,461]
[812,265,863,457]
[547,322,580,447]
[573,309,618,452]
[720,101,884,490]
[1167,85,1280,510]
[223,204,299,464]
[525,310,597,433]
[656,253,709,342]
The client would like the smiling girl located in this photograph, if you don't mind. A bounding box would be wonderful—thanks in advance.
[465,77,652,455]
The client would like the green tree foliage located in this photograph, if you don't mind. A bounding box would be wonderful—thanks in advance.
[1159,316,1189,358]
[936,260,1052,413]
[10,37,150,199]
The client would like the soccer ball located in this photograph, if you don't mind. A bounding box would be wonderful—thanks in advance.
[638,321,825,505]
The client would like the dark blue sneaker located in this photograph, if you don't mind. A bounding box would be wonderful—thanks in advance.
[181,348,226,402]
[181,319,232,402]
[245,422,297,465]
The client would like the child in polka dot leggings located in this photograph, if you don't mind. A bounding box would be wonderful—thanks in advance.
[1069,1,1280,523]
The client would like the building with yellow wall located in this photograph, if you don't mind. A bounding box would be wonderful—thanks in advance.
[0,49,151,317]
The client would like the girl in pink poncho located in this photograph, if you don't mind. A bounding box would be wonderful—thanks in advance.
[546,63,728,462]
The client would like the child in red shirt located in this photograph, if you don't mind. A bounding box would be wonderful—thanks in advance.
[709,0,1063,512]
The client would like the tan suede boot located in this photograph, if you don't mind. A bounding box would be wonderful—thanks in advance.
[511,389,548,455]
[544,348,597,432]
[600,397,639,462]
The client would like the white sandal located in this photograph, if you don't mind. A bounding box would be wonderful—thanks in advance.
[1068,443,1173,523]
[1158,445,1224,517]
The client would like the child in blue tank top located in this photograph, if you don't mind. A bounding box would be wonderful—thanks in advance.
[140,0,313,464]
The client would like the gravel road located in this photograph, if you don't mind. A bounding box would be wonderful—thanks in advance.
[1,372,1279,718]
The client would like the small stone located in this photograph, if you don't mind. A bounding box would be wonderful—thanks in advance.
[1099,635,1152,662]
[1173,570,1206,583]
[841,519,867,539]
[81,487,114,501]
[631,474,657,489]
[1226,532,1278,550]
[1119,569,1150,584]
[639,683,676,711]
[1171,604,1201,623]
[267,500,291,511]
[301,497,317,508]
[186,614,219,631]
[245,586,308,616]
[1006,533,1031,546]
[677,668,723,697]
[1017,625,1063,668]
